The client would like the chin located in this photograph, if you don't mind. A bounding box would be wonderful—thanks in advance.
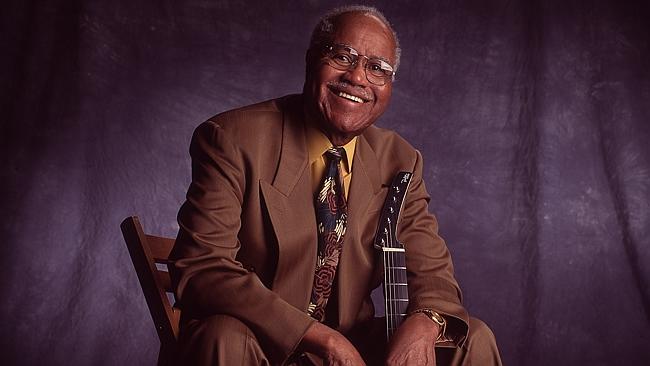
[333,119,371,135]
[323,115,374,143]
[322,107,376,135]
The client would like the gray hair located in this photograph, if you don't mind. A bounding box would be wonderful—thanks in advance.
[309,5,401,72]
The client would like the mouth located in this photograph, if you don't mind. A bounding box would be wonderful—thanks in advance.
[337,91,366,103]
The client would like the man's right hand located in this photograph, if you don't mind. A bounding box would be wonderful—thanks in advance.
[299,321,367,366]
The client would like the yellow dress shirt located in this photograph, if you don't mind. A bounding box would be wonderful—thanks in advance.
[306,124,356,199]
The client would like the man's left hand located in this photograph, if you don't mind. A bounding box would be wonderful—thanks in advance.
[385,312,439,365]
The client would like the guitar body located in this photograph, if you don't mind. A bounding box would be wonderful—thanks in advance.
[374,171,413,341]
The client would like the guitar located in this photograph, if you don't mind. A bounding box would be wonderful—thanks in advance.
[374,171,413,341]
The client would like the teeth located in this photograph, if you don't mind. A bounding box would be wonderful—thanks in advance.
[338,92,364,103]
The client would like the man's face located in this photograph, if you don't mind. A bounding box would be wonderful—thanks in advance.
[304,13,397,146]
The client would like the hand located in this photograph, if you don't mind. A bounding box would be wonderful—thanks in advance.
[385,313,439,366]
[299,321,367,366]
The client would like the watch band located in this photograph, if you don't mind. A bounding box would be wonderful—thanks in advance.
[410,309,447,341]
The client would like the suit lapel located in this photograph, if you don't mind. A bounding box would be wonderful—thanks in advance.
[260,99,318,310]
[336,133,388,329]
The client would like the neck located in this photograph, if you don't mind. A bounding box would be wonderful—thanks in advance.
[327,132,354,147]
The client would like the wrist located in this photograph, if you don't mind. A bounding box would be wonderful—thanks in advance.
[409,309,446,341]
[299,321,341,356]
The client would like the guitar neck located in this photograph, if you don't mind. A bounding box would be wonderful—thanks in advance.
[383,247,408,340]
[374,171,413,342]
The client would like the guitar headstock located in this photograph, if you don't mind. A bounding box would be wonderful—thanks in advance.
[374,171,413,250]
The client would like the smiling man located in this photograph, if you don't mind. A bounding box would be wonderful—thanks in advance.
[170,6,501,366]
[303,12,395,147]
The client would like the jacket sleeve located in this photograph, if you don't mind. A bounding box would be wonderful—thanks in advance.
[169,120,315,362]
[399,150,470,346]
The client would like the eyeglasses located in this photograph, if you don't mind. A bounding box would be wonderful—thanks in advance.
[320,44,395,86]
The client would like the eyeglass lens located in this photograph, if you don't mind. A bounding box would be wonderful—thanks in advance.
[324,44,394,85]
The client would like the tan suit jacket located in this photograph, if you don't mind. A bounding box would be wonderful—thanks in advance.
[170,94,469,363]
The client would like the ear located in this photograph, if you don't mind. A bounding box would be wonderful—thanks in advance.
[305,49,317,75]
[305,48,315,65]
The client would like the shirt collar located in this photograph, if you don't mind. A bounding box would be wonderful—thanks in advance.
[306,123,356,174]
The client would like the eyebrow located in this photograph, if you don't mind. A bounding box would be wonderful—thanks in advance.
[373,56,393,67]
[365,53,394,70]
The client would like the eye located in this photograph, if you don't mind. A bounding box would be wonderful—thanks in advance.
[368,62,382,72]
[367,60,393,77]
[332,52,353,64]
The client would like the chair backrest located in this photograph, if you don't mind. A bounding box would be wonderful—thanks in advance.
[121,216,180,359]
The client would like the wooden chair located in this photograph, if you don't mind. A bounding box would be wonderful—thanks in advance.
[121,216,180,366]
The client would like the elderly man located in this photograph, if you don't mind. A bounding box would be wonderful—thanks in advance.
[170,6,501,366]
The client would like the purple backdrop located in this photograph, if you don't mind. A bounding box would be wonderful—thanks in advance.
[1,0,649,365]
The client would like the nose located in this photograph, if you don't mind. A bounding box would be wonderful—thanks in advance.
[342,58,369,86]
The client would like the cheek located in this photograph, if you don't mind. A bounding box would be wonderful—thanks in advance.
[314,67,338,88]
[374,87,392,111]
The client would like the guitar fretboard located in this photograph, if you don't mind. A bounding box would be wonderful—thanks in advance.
[383,247,408,339]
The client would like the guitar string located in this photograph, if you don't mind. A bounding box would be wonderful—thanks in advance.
[384,228,391,340]
[384,226,395,336]
[386,221,398,335]
[383,253,388,339]
[385,228,392,337]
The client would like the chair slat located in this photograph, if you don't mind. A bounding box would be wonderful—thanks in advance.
[157,270,173,292]
[146,235,176,260]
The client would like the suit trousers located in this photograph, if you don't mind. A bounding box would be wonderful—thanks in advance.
[175,315,502,365]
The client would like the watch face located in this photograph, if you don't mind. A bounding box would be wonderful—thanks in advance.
[428,311,445,326]
[413,309,445,326]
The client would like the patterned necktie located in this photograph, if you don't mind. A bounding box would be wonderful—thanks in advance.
[307,147,348,321]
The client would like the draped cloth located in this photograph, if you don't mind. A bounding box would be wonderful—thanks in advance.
[1,1,649,365]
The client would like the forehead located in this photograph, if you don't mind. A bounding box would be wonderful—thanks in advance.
[330,13,396,63]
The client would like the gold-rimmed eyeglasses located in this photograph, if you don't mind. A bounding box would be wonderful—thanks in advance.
[320,43,395,86]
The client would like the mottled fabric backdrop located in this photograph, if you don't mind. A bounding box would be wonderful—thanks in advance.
[1,0,649,365]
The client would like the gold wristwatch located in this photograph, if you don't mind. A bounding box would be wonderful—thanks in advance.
[410,309,447,341]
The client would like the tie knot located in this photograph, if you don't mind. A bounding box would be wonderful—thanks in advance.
[325,147,345,162]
